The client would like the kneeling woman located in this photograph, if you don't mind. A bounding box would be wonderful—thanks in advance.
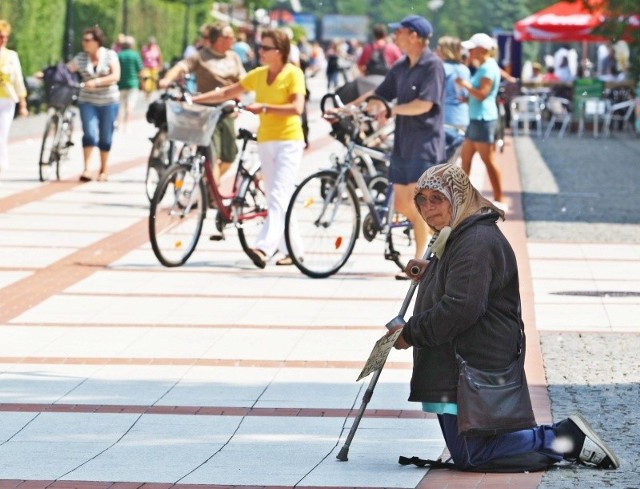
[389,163,619,472]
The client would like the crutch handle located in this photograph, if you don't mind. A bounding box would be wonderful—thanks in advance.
[385,315,406,331]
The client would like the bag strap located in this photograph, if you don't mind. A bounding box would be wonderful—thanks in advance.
[398,455,456,469]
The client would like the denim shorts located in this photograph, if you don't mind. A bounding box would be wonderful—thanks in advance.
[466,119,496,144]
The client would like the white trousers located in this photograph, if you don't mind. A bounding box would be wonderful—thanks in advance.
[0,99,16,170]
[255,140,304,257]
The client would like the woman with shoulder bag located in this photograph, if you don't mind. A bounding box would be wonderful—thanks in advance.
[388,163,620,472]
[67,26,120,182]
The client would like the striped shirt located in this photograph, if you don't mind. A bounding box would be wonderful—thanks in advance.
[73,47,120,105]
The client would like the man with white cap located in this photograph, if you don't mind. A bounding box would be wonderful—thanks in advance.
[350,14,445,279]
[455,32,506,210]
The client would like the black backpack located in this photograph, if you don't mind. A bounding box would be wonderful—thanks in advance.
[365,44,389,76]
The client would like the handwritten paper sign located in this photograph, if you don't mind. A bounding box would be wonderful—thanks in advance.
[356,329,403,381]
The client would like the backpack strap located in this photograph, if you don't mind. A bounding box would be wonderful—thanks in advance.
[398,455,456,469]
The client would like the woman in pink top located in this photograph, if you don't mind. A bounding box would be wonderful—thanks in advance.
[141,36,163,98]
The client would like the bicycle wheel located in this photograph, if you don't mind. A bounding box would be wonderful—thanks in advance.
[56,112,74,181]
[146,129,174,201]
[386,217,415,271]
[149,164,207,267]
[235,169,268,257]
[39,113,59,182]
[285,170,360,278]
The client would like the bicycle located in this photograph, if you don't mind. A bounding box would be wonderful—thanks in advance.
[38,81,80,181]
[283,95,412,279]
[148,99,267,267]
[144,81,192,201]
[284,95,465,279]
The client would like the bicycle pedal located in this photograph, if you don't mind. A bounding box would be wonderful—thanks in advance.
[384,251,399,261]
[209,234,225,241]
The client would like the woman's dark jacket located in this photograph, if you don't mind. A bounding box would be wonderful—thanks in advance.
[402,211,524,404]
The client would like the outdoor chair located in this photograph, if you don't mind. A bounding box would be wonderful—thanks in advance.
[603,99,636,137]
[577,98,608,137]
[510,95,543,137]
[543,96,572,139]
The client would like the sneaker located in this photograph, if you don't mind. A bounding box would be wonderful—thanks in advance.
[492,200,510,213]
[567,414,620,469]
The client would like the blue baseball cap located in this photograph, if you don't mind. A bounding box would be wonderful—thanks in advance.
[388,15,433,39]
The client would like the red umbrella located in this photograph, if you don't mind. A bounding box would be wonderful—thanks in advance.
[514,0,609,42]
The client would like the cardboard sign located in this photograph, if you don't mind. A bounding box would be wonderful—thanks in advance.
[356,329,403,381]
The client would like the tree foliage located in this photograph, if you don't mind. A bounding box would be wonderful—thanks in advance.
[0,0,212,76]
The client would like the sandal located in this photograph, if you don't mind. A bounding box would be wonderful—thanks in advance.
[79,172,92,182]
[275,255,297,266]
[97,172,108,182]
[247,248,267,269]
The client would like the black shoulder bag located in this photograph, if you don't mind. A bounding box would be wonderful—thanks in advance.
[455,317,536,437]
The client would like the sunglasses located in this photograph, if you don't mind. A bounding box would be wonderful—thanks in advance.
[82,37,96,42]
[258,44,278,52]
[415,193,447,207]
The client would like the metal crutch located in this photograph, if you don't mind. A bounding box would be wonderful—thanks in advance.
[336,227,452,462]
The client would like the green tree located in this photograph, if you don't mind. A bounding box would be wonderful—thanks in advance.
[590,0,640,82]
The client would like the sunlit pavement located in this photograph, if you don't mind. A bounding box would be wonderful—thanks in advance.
[1,74,638,489]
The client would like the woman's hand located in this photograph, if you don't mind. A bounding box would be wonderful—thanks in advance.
[17,102,29,117]
[455,77,468,90]
[387,323,410,350]
[85,79,103,90]
[404,258,429,281]
[245,103,264,115]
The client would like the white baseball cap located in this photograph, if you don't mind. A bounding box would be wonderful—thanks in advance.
[461,33,495,51]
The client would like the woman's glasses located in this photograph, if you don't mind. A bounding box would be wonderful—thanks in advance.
[415,193,447,207]
[82,37,95,42]
[258,44,278,52]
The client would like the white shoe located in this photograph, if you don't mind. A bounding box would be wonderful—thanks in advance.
[492,200,510,213]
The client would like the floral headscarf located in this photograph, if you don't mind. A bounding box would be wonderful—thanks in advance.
[414,163,505,231]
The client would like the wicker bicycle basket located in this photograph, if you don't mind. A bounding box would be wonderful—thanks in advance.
[46,83,80,109]
[166,100,219,146]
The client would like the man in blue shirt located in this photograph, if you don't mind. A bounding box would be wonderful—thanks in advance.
[354,15,445,278]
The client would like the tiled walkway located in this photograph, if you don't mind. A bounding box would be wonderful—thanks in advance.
[2,84,637,488]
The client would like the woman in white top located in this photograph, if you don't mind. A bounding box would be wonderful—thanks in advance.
[68,26,120,182]
[0,19,29,173]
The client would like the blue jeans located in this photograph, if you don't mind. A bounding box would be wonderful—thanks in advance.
[438,414,563,471]
[78,102,119,151]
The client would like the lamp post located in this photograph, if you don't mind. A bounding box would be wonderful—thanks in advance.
[64,0,74,61]
[182,0,192,54]
[122,0,129,35]
[427,0,444,41]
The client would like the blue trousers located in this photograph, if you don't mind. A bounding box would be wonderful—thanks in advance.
[438,414,563,471]
[78,102,119,151]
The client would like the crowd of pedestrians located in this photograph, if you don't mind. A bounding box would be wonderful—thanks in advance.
[1,9,626,481]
